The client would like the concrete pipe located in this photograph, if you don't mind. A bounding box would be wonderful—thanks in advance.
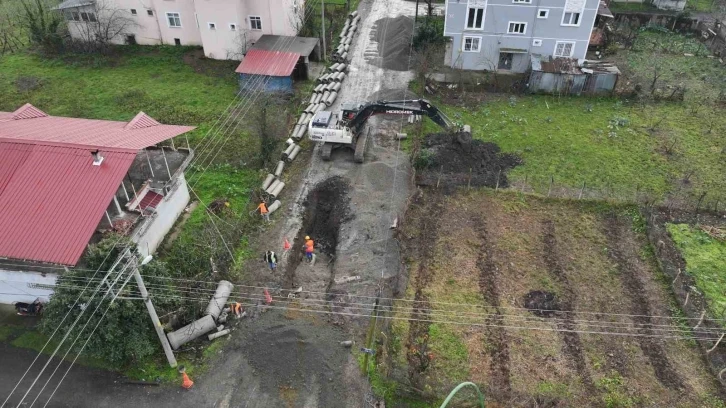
[262,173,275,190]
[343,37,352,46]
[349,10,358,18]
[274,160,285,177]
[340,52,349,62]
[204,280,233,320]
[301,114,312,126]
[281,143,296,159]
[332,82,342,92]
[265,179,281,195]
[337,63,347,72]
[309,93,317,104]
[317,75,326,83]
[304,103,315,114]
[344,44,350,52]
[312,93,322,104]
[353,15,361,23]
[270,181,285,197]
[321,90,331,103]
[267,199,282,214]
[287,145,302,162]
[208,329,230,341]
[328,63,339,72]
[294,125,307,140]
[316,103,327,113]
[167,314,216,350]
[325,91,338,106]
[343,20,350,29]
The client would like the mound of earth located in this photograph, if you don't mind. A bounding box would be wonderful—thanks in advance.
[524,290,560,317]
[415,131,522,190]
[375,16,414,71]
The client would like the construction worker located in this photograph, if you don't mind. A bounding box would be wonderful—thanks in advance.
[264,250,277,272]
[304,235,314,263]
[257,200,269,222]
[231,301,242,317]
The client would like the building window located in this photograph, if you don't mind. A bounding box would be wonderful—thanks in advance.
[532,39,542,46]
[507,22,526,34]
[249,15,262,30]
[174,38,181,46]
[562,11,580,26]
[462,36,481,52]
[208,22,216,30]
[147,10,154,16]
[229,23,237,30]
[72,11,80,21]
[512,0,531,3]
[167,12,182,27]
[88,12,97,22]
[64,11,73,20]
[538,9,549,18]
[81,12,89,21]
[554,41,575,57]
[130,8,137,15]
[466,7,484,30]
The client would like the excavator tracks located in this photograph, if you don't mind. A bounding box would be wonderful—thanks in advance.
[321,143,333,161]
[354,129,368,163]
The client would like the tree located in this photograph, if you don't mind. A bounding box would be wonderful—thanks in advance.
[64,0,138,54]
[41,234,181,365]
[0,0,26,54]
[252,94,288,169]
[17,0,63,53]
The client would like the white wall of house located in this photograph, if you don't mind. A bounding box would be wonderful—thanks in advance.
[0,270,58,305]
[63,0,302,59]
[131,174,190,258]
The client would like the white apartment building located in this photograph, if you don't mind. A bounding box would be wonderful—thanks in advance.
[57,0,304,60]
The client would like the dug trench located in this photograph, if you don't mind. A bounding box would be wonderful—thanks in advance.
[283,176,352,293]
[603,214,686,391]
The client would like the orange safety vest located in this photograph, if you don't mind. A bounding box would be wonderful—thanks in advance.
[305,239,314,253]
[257,202,268,214]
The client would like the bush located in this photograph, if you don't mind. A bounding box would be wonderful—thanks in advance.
[413,17,445,51]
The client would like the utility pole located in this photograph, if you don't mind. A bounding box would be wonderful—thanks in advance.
[133,255,177,368]
[321,0,326,61]
[415,0,420,24]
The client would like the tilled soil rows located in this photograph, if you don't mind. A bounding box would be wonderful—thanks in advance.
[416,132,522,191]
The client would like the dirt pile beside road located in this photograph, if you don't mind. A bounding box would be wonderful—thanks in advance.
[415,131,522,190]
[375,16,414,71]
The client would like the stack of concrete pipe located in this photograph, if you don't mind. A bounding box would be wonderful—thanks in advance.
[333,11,360,62]
[166,280,234,350]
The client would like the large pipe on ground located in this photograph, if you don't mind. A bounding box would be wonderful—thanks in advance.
[349,10,358,18]
[329,63,340,72]
[266,179,281,195]
[315,103,327,113]
[208,329,230,341]
[325,91,338,106]
[281,143,296,159]
[336,63,347,72]
[294,125,307,140]
[332,82,342,92]
[314,84,324,93]
[274,160,285,177]
[297,113,309,125]
[270,181,285,198]
[304,103,315,114]
[205,280,233,320]
[309,93,317,104]
[267,199,282,214]
[262,173,275,190]
[167,314,216,350]
[287,145,302,162]
[313,93,323,104]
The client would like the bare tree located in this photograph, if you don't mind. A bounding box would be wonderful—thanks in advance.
[64,0,137,53]
[0,0,26,54]
[17,0,63,53]
[252,94,289,169]
[227,28,255,60]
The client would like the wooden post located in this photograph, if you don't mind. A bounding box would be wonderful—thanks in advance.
[436,165,443,189]
[684,290,690,306]
[521,174,527,193]
[696,192,706,213]
[495,169,501,191]
[547,175,553,197]
[467,168,472,191]
[186,134,191,150]
[578,181,586,200]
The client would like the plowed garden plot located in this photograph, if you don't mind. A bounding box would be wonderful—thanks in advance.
[380,191,724,407]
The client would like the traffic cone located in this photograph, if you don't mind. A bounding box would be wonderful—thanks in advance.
[264,288,272,305]
[283,237,291,251]
[181,372,194,389]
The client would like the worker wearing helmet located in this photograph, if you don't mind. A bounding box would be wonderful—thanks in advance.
[257,201,269,222]
[304,236,314,262]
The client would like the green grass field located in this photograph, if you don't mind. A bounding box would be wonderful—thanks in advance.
[667,224,726,322]
[416,95,725,201]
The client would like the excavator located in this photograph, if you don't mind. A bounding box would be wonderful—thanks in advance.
[307,99,457,163]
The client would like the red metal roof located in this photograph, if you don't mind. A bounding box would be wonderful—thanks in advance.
[139,190,163,211]
[0,140,136,265]
[0,105,196,150]
[0,104,197,266]
[234,49,299,77]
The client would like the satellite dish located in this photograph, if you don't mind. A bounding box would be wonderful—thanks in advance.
[141,255,153,266]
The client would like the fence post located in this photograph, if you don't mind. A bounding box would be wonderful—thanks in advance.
[495,169,501,191]
[468,168,472,191]
[578,181,586,200]
[547,175,553,197]
[521,174,527,193]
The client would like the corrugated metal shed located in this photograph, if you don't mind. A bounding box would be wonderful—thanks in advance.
[234,49,299,77]
[0,105,196,150]
[0,140,137,265]
[529,55,619,95]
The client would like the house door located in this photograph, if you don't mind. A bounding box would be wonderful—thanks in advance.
[498,53,513,70]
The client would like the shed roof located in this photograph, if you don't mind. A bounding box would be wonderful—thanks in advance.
[55,0,95,10]
[0,104,195,266]
[234,49,299,77]
[250,35,319,57]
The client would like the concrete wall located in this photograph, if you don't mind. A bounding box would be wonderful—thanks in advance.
[444,0,599,72]
[132,174,190,258]
[0,270,58,304]
[63,0,302,59]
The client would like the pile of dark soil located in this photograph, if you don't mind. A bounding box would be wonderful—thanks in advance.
[415,131,522,189]
[375,16,414,71]
[301,176,351,256]
[524,290,560,317]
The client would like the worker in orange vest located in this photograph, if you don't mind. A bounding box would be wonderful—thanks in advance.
[231,302,242,317]
[257,200,269,222]
[304,235,314,263]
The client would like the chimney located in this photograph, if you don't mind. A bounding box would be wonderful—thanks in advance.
[92,150,104,166]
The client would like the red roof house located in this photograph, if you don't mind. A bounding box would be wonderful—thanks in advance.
[0,104,195,267]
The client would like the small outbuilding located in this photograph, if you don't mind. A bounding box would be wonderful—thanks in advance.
[528,55,620,96]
